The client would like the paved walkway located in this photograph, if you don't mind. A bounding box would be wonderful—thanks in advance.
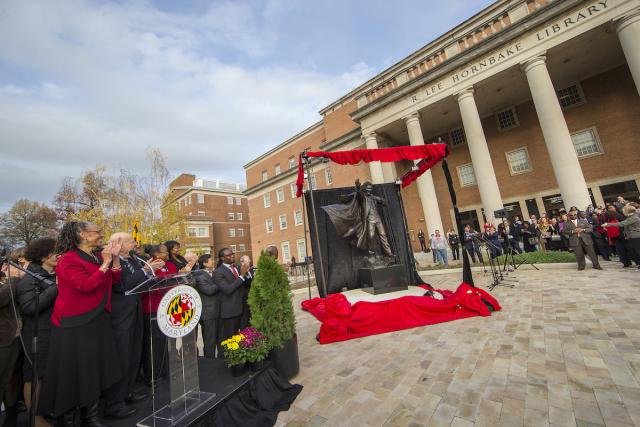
[276,262,640,427]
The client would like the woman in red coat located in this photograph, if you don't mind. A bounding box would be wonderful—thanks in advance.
[38,222,123,426]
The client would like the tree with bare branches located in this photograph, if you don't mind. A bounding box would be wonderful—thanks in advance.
[0,199,58,246]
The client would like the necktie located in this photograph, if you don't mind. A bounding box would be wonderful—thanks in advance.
[232,265,239,278]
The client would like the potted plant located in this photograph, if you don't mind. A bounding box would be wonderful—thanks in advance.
[248,252,299,379]
[221,327,270,376]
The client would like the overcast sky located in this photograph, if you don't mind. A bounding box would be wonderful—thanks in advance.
[0,0,494,211]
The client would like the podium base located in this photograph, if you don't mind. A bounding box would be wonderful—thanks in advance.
[137,391,216,427]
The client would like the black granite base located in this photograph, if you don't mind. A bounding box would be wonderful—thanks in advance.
[358,264,409,295]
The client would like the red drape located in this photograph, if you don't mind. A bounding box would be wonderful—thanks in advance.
[296,143,448,197]
[301,283,501,344]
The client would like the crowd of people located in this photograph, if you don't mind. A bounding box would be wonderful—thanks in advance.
[418,195,640,271]
[0,222,259,426]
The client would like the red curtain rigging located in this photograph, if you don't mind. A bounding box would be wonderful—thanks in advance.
[296,143,449,197]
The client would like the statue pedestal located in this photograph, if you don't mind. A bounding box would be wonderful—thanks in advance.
[359,265,409,295]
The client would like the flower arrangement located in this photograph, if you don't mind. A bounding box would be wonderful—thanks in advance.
[221,327,269,367]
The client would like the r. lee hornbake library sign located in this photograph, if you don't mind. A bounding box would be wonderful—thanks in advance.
[409,0,611,105]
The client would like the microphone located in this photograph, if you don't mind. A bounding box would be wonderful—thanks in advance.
[130,251,157,277]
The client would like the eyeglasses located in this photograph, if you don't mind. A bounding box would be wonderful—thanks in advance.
[85,229,102,234]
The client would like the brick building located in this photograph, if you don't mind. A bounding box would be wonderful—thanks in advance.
[244,0,640,262]
[169,174,252,257]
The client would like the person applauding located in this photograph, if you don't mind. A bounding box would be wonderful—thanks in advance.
[38,222,123,427]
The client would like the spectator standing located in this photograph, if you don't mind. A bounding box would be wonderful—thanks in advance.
[431,230,448,267]
[447,229,460,261]
[605,211,631,267]
[0,264,22,426]
[417,230,427,253]
[193,254,220,358]
[562,211,602,271]
[521,222,538,253]
[603,205,640,269]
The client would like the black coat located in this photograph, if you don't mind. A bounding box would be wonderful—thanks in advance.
[193,270,220,321]
[16,264,57,347]
[212,264,245,319]
[110,257,145,330]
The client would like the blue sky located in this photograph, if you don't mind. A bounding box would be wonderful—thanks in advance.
[0,0,494,211]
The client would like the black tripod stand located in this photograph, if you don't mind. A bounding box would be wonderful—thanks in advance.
[474,234,515,290]
[0,258,54,427]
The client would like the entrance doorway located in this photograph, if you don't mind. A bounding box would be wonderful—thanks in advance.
[600,180,639,205]
[458,210,480,232]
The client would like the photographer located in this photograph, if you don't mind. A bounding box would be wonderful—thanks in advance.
[482,225,503,259]
[463,225,483,263]
[447,229,460,261]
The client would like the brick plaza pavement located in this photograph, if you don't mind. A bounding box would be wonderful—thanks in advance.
[276,263,640,427]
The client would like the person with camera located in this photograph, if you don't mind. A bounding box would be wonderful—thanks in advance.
[193,254,220,358]
[447,229,460,261]
[38,222,122,427]
[482,225,503,259]
[462,225,483,263]
[16,238,58,427]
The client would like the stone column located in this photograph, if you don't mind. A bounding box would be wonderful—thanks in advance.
[455,87,504,222]
[363,133,385,184]
[617,9,640,96]
[404,113,444,235]
[521,55,591,209]
[381,161,397,183]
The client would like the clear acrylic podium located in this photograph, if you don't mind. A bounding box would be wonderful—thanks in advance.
[127,272,216,426]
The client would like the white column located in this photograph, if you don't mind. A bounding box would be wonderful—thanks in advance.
[535,197,546,217]
[616,9,640,96]
[519,200,530,221]
[522,55,591,209]
[404,113,444,235]
[455,87,504,223]
[591,186,605,208]
[363,133,385,184]
[381,161,396,183]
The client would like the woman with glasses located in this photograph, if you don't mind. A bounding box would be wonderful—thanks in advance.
[38,222,122,427]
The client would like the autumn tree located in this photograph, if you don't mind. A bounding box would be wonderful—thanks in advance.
[52,148,190,245]
[0,199,58,246]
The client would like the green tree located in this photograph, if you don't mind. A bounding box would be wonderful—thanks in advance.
[0,199,58,246]
[248,252,296,349]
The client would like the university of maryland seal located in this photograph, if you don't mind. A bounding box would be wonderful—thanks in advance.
[157,285,202,338]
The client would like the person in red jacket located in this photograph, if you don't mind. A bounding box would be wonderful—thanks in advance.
[38,222,123,427]
[141,244,174,386]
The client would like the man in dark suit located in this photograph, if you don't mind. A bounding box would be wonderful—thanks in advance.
[104,233,160,419]
[193,254,219,358]
[417,230,427,252]
[213,247,250,351]
[562,211,603,271]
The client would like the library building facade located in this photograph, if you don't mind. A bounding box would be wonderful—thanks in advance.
[244,0,640,262]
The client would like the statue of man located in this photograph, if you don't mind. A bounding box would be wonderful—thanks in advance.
[322,180,394,257]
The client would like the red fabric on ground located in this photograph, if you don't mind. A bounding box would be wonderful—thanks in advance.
[301,283,501,344]
[296,144,448,197]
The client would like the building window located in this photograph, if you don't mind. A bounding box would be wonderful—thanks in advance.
[237,228,244,237]
[196,194,205,203]
[506,147,532,175]
[571,128,602,158]
[263,193,271,208]
[275,164,281,175]
[290,183,297,198]
[281,241,291,263]
[449,127,466,147]
[279,214,287,230]
[495,107,519,131]
[457,164,477,187]
[227,212,234,221]
[266,218,273,233]
[289,156,296,169]
[238,244,246,252]
[196,211,206,216]
[187,196,192,205]
[276,188,285,203]
[557,83,585,109]
[309,174,317,190]
[227,196,233,205]
[261,171,268,182]
[296,239,307,259]
[235,197,241,206]
[236,212,243,221]
[294,210,303,226]
[228,228,236,237]
[230,244,237,252]
[325,169,333,185]
[187,227,209,238]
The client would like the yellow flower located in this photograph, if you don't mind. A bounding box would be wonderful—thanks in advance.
[239,334,246,340]
[230,342,239,350]
[232,335,242,342]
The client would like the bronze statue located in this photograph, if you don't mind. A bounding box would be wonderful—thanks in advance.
[322,179,394,257]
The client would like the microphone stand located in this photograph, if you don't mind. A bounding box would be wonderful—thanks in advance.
[1,259,54,427]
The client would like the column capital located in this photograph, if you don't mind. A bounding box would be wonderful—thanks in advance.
[454,86,475,102]
[615,8,640,34]
[403,112,420,124]
[362,132,377,141]
[521,54,547,74]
